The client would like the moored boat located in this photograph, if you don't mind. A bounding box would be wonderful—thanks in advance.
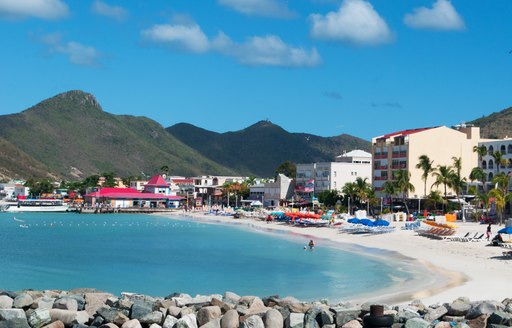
[0,199,69,212]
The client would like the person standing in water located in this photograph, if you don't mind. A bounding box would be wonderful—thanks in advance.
[308,239,315,249]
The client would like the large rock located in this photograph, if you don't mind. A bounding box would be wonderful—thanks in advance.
[223,293,240,305]
[488,311,512,326]
[85,294,113,316]
[0,296,13,309]
[288,304,311,314]
[333,309,361,328]
[97,308,130,326]
[53,299,78,312]
[199,319,220,328]
[48,309,89,327]
[404,318,430,328]
[448,303,471,316]
[304,307,322,328]
[130,302,153,320]
[139,312,164,326]
[175,314,197,328]
[167,307,181,319]
[210,299,233,314]
[285,313,304,328]
[41,321,65,328]
[27,309,52,328]
[99,324,119,328]
[162,316,178,328]
[424,306,448,322]
[63,297,85,312]
[121,320,142,328]
[466,315,489,328]
[220,310,239,328]
[466,303,499,320]
[0,318,31,328]
[13,294,34,309]
[197,307,221,327]
[0,309,27,321]
[341,320,362,328]
[240,316,263,328]
[264,309,283,328]
[34,298,55,311]
[320,309,334,325]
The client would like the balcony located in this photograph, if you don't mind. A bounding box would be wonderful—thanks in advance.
[391,164,407,169]
[373,165,388,170]
[374,153,388,159]
[374,176,388,181]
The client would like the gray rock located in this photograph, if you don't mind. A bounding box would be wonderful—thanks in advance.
[240,316,263,328]
[197,307,221,327]
[199,319,220,328]
[448,303,471,316]
[0,309,27,321]
[85,294,113,316]
[487,325,509,328]
[288,304,311,314]
[320,309,334,326]
[277,297,301,307]
[176,314,197,328]
[41,321,65,328]
[71,324,88,328]
[220,310,239,328]
[91,315,105,327]
[466,303,498,320]
[97,307,130,326]
[210,299,233,315]
[409,301,426,314]
[304,307,322,328]
[333,309,361,328]
[341,320,361,328]
[223,293,240,305]
[120,294,156,305]
[489,311,512,326]
[466,315,488,328]
[323,324,336,328]
[397,310,420,323]
[114,300,133,312]
[48,309,89,327]
[54,299,78,312]
[65,297,85,312]
[149,324,162,328]
[13,294,33,309]
[27,309,52,328]
[442,315,466,323]
[121,320,142,328]
[34,298,55,311]
[140,311,164,326]
[167,307,181,319]
[263,309,283,328]
[0,318,31,328]
[0,296,13,309]
[404,318,430,328]
[99,324,119,328]
[180,308,195,318]
[285,313,304,328]
[130,302,153,320]
[163,316,178,328]
[434,322,451,328]
[424,306,448,322]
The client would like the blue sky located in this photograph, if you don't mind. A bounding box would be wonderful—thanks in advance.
[0,0,511,140]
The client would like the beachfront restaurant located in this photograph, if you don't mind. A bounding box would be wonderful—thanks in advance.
[84,187,182,208]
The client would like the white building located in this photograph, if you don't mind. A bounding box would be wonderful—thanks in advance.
[263,174,295,207]
[477,138,512,190]
[295,150,372,196]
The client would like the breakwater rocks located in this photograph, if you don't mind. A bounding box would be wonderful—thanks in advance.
[0,290,511,328]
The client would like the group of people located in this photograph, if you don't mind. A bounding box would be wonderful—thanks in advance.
[487,223,505,246]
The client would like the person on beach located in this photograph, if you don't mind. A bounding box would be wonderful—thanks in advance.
[308,239,315,249]
[486,223,492,241]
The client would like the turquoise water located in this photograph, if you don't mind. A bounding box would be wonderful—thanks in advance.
[0,212,411,301]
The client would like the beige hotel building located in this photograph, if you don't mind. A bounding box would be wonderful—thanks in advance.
[372,125,482,198]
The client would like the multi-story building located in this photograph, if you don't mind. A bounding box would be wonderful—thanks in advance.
[263,174,295,207]
[295,150,372,198]
[372,125,481,198]
[477,138,512,190]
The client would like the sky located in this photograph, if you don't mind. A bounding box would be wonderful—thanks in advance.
[0,0,511,141]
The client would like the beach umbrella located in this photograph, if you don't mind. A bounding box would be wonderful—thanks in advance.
[497,226,512,234]
[373,219,390,226]
[359,218,374,226]
[347,218,360,224]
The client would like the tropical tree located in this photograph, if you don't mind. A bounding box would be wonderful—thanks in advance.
[475,192,491,222]
[160,165,170,175]
[469,167,487,193]
[491,151,507,174]
[426,190,443,211]
[491,173,511,225]
[394,170,415,214]
[25,179,54,197]
[431,165,455,213]
[342,182,357,214]
[353,177,372,213]
[245,176,257,186]
[317,190,342,207]
[473,145,487,160]
[416,155,434,198]
[451,157,466,218]
[275,161,296,179]
[382,180,396,211]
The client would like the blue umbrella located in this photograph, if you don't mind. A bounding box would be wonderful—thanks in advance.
[498,226,512,234]
[373,219,390,226]
[347,218,360,224]
[359,218,374,226]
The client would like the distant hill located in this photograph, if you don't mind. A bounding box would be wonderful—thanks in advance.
[166,120,371,177]
[469,106,512,139]
[0,91,235,180]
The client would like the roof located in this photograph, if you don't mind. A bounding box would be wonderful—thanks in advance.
[84,187,181,200]
[172,179,194,184]
[145,175,169,187]
[378,127,436,140]
[337,149,371,158]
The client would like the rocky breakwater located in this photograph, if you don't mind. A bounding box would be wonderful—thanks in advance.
[1,289,512,328]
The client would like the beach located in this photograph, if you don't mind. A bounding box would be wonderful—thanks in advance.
[157,211,512,305]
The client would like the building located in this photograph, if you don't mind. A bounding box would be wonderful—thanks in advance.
[295,150,372,198]
[372,126,481,198]
[144,175,173,196]
[477,138,512,190]
[84,187,182,208]
[192,175,247,205]
[263,174,295,207]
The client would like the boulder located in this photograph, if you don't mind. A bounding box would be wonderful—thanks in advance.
[85,294,113,316]
[149,324,162,328]
[91,316,105,327]
[96,308,130,326]
[27,309,52,328]
[48,309,89,327]
[397,310,420,323]
[285,313,304,328]
[41,321,65,328]
[53,299,78,312]
[333,309,361,328]
[175,314,197,328]
[121,320,142,328]
[448,303,471,317]
[320,309,334,326]
[99,324,119,328]
[424,306,448,322]
[220,310,239,328]
[71,324,88,328]
[341,320,362,328]
[13,294,34,309]
[197,307,221,327]
[223,293,240,305]
[240,316,263,328]
[139,311,164,325]
[304,307,322,328]
[466,303,498,320]
[263,309,283,328]
[180,308,195,318]
[488,311,512,326]
[199,319,220,328]
[278,298,301,308]
[246,299,268,316]
[130,302,153,320]
[434,322,451,328]
[210,299,233,314]
[163,316,178,328]
[34,298,55,311]
[64,297,85,312]
[0,318,31,328]
[0,296,13,309]
[288,304,311,314]
[404,318,430,328]
[442,316,466,323]
[466,315,489,328]
[115,300,133,312]
[0,309,27,321]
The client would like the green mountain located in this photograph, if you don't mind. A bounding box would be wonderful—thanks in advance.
[469,106,512,139]
[166,120,371,177]
[0,90,235,180]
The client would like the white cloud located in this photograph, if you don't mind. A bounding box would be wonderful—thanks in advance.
[218,0,294,18]
[141,23,210,53]
[213,33,321,67]
[0,0,68,20]
[404,0,465,31]
[92,0,128,22]
[38,33,102,67]
[309,0,392,46]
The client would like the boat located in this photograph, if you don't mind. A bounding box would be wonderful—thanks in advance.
[0,199,69,212]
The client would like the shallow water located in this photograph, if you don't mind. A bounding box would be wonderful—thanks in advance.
[0,212,413,301]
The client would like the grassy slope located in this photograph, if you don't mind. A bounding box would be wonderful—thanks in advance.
[469,107,512,139]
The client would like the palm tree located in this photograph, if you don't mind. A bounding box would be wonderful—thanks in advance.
[451,157,466,219]
[342,182,357,214]
[431,165,455,213]
[491,151,507,175]
[394,170,415,214]
[469,167,487,193]
[382,180,396,211]
[475,192,491,222]
[353,177,372,213]
[491,173,511,225]
[426,190,443,212]
[473,145,487,161]
[416,155,434,198]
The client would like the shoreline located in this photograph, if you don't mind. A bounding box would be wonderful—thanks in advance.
[154,211,511,305]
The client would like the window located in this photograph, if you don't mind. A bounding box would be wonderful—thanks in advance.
[508,145,512,154]
[501,145,506,153]
[334,171,337,177]
[488,159,494,169]
[488,145,494,154]
[482,160,487,169]
[488,172,494,181]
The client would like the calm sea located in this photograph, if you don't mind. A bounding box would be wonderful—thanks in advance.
[0,212,413,302]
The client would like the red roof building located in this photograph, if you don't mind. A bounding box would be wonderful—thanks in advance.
[84,187,181,208]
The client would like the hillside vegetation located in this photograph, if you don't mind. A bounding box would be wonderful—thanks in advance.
[469,107,512,139]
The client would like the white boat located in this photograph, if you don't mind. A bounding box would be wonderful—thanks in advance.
[1,199,69,212]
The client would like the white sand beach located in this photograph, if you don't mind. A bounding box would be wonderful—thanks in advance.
[156,211,512,305]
